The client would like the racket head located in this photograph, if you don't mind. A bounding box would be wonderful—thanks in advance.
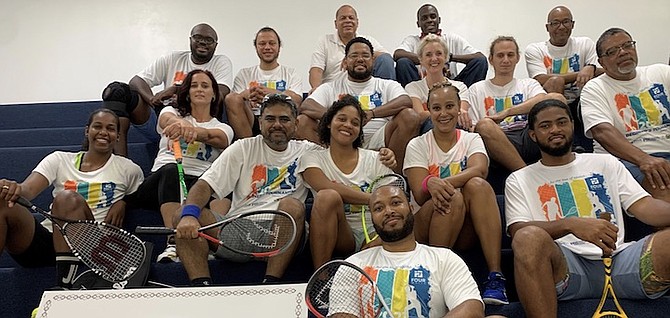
[215,210,297,258]
[63,220,146,282]
[362,173,408,243]
[306,260,388,318]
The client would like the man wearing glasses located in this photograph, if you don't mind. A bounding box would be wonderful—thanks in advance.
[524,6,603,152]
[300,37,418,173]
[101,23,233,155]
[581,27,670,203]
[225,27,303,139]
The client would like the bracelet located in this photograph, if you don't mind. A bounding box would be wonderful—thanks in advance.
[421,175,435,194]
[586,64,597,71]
[181,204,201,219]
[371,109,375,118]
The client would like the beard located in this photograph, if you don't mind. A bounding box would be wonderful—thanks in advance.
[348,67,372,81]
[537,134,574,157]
[373,211,414,243]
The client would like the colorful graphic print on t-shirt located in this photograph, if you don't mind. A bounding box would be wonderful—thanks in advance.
[615,83,670,132]
[536,173,614,222]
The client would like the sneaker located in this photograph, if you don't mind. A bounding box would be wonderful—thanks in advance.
[157,244,180,263]
[482,272,509,305]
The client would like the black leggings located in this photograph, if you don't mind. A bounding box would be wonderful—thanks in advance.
[125,163,199,210]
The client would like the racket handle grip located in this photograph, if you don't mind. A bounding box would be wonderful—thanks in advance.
[173,140,183,161]
[15,197,33,209]
[134,226,175,235]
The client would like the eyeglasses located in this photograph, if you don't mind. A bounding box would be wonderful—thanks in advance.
[601,41,636,58]
[547,20,574,28]
[346,53,372,61]
[190,35,216,45]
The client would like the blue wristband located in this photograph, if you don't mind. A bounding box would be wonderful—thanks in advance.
[181,204,201,219]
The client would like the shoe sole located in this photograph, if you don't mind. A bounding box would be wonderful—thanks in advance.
[482,297,509,305]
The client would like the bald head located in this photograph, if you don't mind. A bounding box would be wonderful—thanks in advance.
[545,6,574,46]
[547,6,572,22]
[336,5,357,18]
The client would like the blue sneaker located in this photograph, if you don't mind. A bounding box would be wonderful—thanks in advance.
[482,272,509,305]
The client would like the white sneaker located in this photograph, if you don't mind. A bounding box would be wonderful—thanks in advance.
[157,244,180,263]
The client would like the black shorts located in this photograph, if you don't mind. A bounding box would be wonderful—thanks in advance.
[125,163,201,210]
[505,126,541,164]
[10,218,55,268]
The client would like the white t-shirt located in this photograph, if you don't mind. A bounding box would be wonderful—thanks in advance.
[525,37,599,103]
[152,106,233,176]
[298,148,393,231]
[33,151,144,227]
[137,51,233,89]
[307,77,408,139]
[504,153,649,260]
[464,78,546,131]
[404,129,488,178]
[581,64,670,154]
[329,243,483,318]
[200,136,321,216]
[396,33,480,80]
[232,64,303,94]
[310,33,389,84]
[405,78,468,111]
[233,64,304,115]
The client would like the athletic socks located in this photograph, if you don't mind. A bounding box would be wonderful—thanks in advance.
[55,253,81,289]
[190,277,212,286]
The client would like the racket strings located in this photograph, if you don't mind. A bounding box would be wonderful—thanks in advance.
[64,222,145,282]
[308,263,380,318]
[370,175,408,194]
[222,213,295,254]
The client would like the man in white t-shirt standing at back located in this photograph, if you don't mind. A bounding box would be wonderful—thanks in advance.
[393,3,487,88]
[101,23,233,155]
[225,27,303,139]
[309,5,395,93]
[299,37,419,173]
[581,27,670,203]
[525,6,603,152]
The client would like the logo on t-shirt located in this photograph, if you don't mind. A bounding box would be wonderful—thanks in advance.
[536,174,614,222]
[340,92,383,111]
[171,140,215,162]
[64,180,116,209]
[247,160,298,199]
[484,94,526,128]
[615,83,670,132]
[251,80,287,92]
[172,71,187,86]
[543,54,580,74]
[366,265,431,317]
[428,156,467,178]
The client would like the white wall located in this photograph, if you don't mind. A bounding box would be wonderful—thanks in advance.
[1,0,668,104]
